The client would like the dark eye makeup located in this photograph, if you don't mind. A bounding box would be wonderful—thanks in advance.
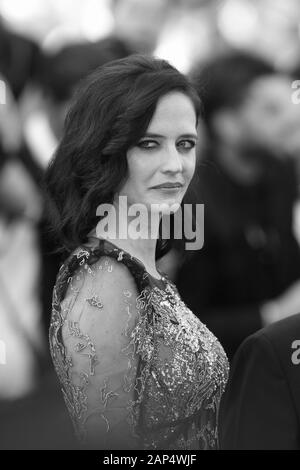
[137,139,158,148]
[137,138,197,150]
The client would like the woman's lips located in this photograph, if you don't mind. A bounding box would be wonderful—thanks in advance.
[150,183,184,190]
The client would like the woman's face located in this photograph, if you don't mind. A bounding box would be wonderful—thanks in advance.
[117,91,198,214]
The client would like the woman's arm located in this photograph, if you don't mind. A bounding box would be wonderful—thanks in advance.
[60,256,141,449]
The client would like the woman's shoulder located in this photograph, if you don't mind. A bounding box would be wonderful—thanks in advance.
[54,237,165,323]
[52,246,141,342]
[62,244,140,297]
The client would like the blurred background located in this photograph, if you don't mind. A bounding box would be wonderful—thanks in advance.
[1,0,300,449]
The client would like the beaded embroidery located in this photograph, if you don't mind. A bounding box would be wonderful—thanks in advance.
[49,238,229,449]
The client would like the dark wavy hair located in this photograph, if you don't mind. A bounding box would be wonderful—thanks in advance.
[44,54,201,257]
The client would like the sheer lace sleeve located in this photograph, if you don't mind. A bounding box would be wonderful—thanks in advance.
[58,255,141,449]
[50,242,229,451]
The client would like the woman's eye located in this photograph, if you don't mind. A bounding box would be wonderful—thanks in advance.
[138,140,158,149]
[177,140,196,150]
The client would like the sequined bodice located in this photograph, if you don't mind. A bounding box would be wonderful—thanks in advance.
[49,238,229,450]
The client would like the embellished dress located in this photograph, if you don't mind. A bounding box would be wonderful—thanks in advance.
[49,237,229,450]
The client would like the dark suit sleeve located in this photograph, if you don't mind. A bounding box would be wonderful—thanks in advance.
[219,332,299,449]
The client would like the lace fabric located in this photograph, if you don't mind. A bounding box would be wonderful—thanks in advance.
[49,238,229,449]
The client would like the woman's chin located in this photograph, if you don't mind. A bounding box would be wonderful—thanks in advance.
[148,197,183,215]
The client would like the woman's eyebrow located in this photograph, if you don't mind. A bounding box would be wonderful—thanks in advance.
[142,133,165,139]
[180,133,198,140]
[143,132,198,139]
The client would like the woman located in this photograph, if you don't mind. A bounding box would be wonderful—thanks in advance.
[46,55,229,450]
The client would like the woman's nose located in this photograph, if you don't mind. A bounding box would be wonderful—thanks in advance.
[161,145,183,173]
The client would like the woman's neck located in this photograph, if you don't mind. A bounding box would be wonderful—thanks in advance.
[92,200,162,278]
[111,237,159,276]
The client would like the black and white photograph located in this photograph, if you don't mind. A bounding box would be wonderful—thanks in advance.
[0,0,300,454]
